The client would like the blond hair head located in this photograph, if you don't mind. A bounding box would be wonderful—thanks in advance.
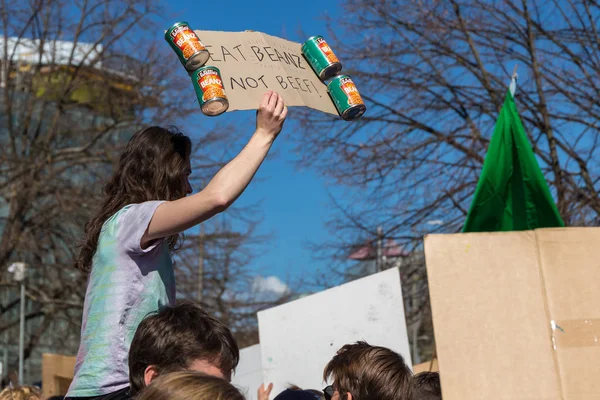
[136,371,244,400]
[0,386,42,400]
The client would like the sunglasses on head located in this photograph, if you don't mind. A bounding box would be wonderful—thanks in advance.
[323,385,335,400]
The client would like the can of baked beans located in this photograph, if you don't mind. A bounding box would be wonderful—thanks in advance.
[165,21,210,70]
[191,66,229,116]
[301,36,342,81]
[327,75,366,121]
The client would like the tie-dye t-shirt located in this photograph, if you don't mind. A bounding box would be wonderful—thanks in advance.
[67,201,176,397]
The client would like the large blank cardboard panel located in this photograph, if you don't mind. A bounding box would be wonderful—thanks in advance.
[424,228,600,400]
[535,228,600,398]
[425,231,557,399]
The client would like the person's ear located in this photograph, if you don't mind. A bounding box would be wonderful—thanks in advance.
[345,393,353,400]
[144,365,160,386]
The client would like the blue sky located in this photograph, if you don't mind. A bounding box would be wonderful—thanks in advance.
[161,0,347,288]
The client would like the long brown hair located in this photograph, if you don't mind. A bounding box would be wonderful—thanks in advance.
[75,126,192,273]
[136,371,244,400]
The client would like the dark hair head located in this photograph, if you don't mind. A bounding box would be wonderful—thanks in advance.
[275,388,324,400]
[323,341,413,400]
[136,371,244,400]
[75,126,192,273]
[128,300,239,396]
[411,372,441,400]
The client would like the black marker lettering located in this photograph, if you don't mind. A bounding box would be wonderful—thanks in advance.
[293,54,305,69]
[274,48,288,64]
[263,47,278,62]
[287,76,299,90]
[257,75,268,88]
[310,81,322,97]
[295,77,307,92]
[250,46,264,62]
[276,76,288,89]
[303,79,312,93]
[230,77,246,90]
[206,45,221,62]
[233,44,247,61]
[245,77,259,88]
[284,52,298,68]
[221,46,238,61]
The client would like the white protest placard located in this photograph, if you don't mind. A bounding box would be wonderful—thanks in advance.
[257,268,412,396]
[231,344,263,400]
[194,30,338,115]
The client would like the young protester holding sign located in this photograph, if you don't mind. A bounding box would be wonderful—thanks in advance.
[65,91,288,400]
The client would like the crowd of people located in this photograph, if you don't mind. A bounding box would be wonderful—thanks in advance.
[1,300,442,400]
[1,91,442,399]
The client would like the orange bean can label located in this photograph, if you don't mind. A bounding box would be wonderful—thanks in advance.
[327,74,367,121]
[171,25,205,59]
[340,77,364,106]
[165,22,209,70]
[197,69,227,102]
[316,37,340,64]
[301,35,342,80]
[191,66,229,116]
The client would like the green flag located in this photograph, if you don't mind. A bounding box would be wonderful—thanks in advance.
[462,80,564,232]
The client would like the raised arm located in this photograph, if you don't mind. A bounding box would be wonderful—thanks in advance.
[142,91,287,246]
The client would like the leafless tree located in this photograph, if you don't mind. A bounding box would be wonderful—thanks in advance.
[0,0,270,382]
[295,0,600,361]
[176,211,295,349]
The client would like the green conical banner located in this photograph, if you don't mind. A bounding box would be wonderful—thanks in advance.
[462,87,564,232]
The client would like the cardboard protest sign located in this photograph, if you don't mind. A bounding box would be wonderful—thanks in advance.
[194,30,338,115]
[424,228,600,399]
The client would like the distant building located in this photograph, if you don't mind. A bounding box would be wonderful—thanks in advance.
[1,36,139,386]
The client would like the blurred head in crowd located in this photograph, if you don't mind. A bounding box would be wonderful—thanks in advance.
[323,341,413,400]
[411,372,442,400]
[128,300,239,396]
[0,386,42,400]
[274,387,324,400]
[136,371,244,400]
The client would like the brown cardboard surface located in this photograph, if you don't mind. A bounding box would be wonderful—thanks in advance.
[424,228,600,400]
[42,353,76,397]
[536,228,600,398]
[193,30,337,115]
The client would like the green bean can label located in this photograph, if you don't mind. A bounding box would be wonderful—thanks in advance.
[327,75,366,121]
[301,36,342,81]
[165,22,209,70]
[191,66,229,116]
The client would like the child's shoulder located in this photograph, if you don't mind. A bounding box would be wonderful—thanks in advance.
[104,201,165,228]
[101,203,140,230]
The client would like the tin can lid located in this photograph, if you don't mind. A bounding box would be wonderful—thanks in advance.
[327,74,352,87]
[186,51,210,70]
[342,104,366,121]
[202,99,229,116]
[302,35,324,46]
[305,35,323,41]
[195,65,221,74]
[165,21,189,39]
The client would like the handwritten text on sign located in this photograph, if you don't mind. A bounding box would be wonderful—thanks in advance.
[194,30,337,115]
